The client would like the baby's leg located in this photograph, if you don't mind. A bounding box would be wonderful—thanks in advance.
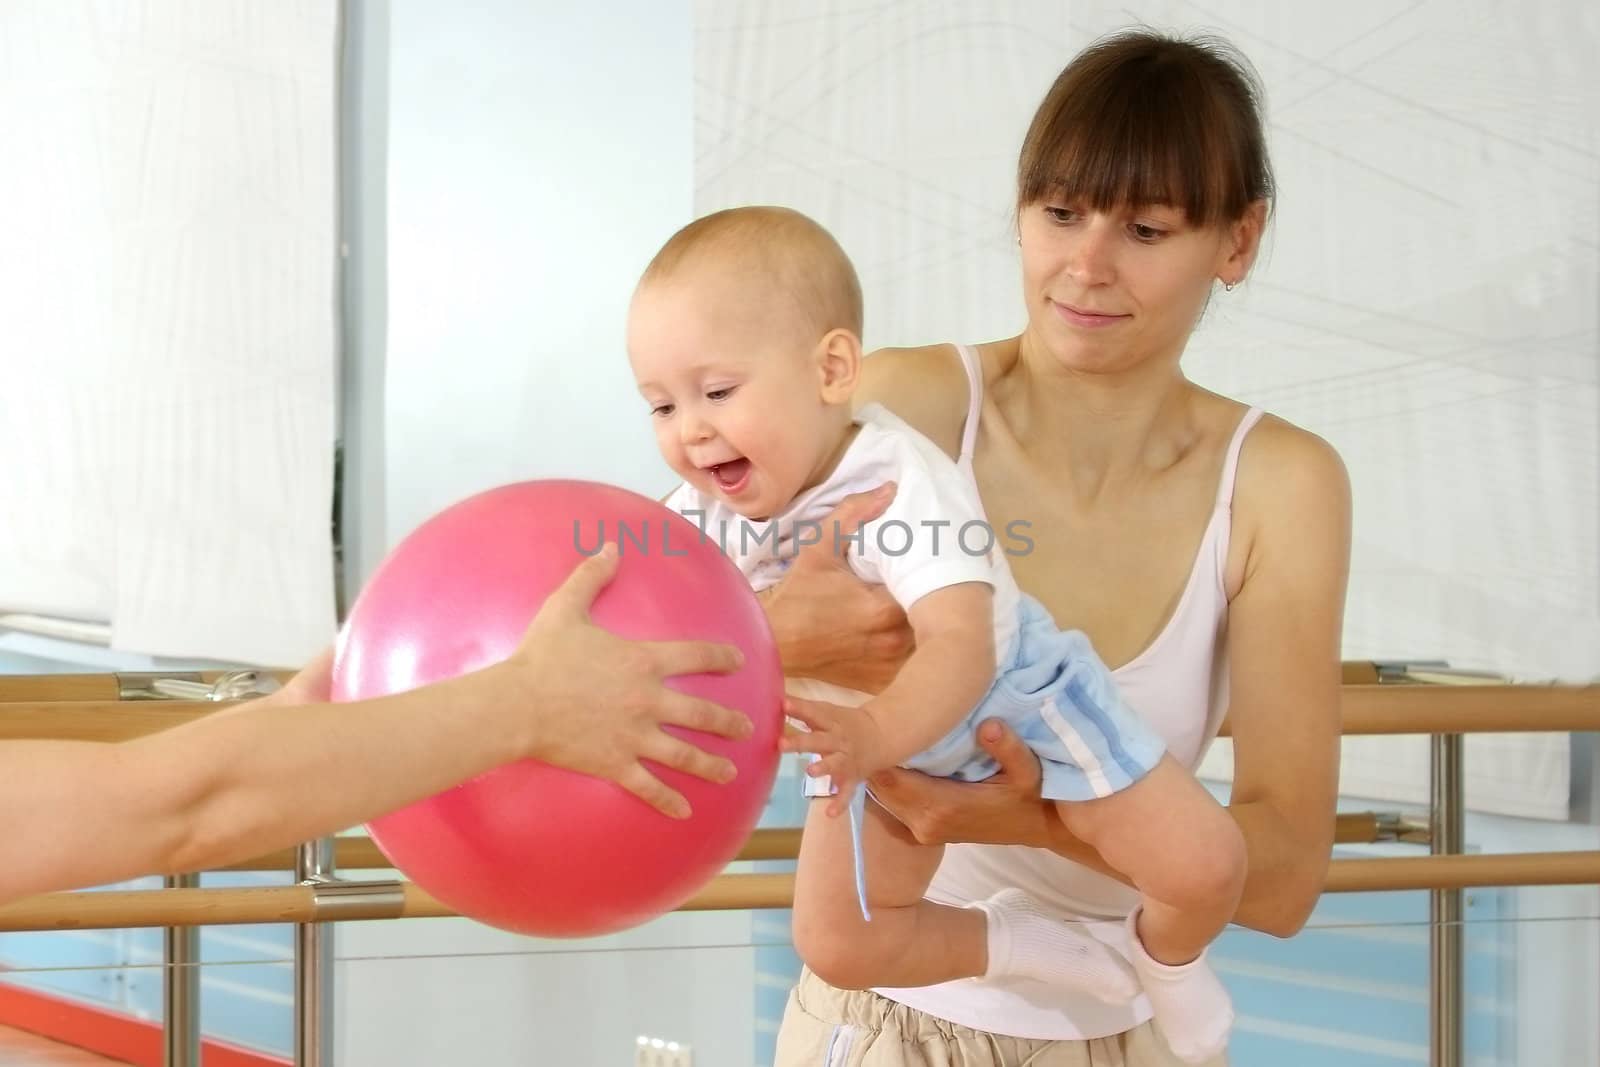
[790,795,974,990]
[1054,755,1245,1062]
[791,795,1139,1000]
[1054,755,1244,961]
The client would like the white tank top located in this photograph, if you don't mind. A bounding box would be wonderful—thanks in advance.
[875,343,1265,1040]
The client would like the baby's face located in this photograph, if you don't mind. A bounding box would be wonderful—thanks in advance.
[628,275,839,521]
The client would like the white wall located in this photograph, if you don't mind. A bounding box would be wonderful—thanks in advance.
[694,0,1600,687]
[381,0,690,555]
[335,4,759,1065]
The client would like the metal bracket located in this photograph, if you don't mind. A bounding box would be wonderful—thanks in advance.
[118,670,282,702]
[306,877,408,922]
[1374,811,1434,845]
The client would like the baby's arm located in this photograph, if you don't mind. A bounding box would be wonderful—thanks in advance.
[785,581,994,812]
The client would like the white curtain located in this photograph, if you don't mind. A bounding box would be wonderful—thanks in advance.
[694,0,1599,818]
[0,1,340,667]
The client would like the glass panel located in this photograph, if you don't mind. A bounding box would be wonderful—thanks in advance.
[0,871,297,1060]
[0,907,1594,1065]
[1,755,1595,1064]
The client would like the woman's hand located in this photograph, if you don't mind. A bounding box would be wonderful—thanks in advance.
[867,719,1060,849]
[760,483,913,693]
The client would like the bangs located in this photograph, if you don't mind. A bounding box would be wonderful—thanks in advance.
[1018,44,1263,227]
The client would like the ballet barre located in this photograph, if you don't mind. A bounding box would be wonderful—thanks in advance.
[4,663,1597,1067]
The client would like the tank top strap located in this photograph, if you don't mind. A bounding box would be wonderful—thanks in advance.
[953,343,984,468]
[1215,406,1266,508]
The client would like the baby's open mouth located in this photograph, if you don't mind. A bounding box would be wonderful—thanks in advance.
[710,458,752,491]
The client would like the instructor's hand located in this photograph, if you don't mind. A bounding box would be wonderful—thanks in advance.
[507,545,755,819]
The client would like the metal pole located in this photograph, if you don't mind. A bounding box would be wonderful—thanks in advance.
[162,873,200,1067]
[292,0,357,1056]
[295,839,336,1067]
[1430,732,1464,1067]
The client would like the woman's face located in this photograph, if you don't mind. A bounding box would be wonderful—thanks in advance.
[1017,195,1255,376]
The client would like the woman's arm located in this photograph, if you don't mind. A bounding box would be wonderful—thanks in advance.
[0,547,752,905]
[1202,425,1350,935]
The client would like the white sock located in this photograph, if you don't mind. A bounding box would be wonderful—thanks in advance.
[969,888,1140,1003]
[1124,906,1234,1064]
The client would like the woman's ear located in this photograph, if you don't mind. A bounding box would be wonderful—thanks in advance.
[1219,199,1268,285]
[816,328,863,404]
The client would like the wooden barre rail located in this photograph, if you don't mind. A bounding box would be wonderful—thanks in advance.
[1325,851,1600,893]
[219,814,1392,873]
[221,829,809,873]
[0,665,1397,704]
[0,671,297,703]
[0,702,213,741]
[0,664,1395,703]
[2,852,1595,933]
[1332,683,1600,736]
[3,683,1597,744]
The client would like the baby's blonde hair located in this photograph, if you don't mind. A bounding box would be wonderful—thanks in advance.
[640,206,863,339]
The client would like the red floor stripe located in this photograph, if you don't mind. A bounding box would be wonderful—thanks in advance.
[0,981,287,1067]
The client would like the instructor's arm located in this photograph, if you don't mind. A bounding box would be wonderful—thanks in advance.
[0,547,751,904]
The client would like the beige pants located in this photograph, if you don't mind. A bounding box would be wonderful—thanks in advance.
[773,967,1227,1067]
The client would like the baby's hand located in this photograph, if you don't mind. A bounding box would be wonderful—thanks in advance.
[781,695,891,817]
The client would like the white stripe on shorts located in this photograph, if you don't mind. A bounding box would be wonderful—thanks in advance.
[1040,697,1115,797]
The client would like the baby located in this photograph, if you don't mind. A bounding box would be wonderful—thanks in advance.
[626,205,1245,1064]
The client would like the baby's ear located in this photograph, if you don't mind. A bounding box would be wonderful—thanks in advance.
[816,327,862,402]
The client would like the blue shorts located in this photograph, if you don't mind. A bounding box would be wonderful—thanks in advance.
[903,593,1166,800]
[811,594,1167,920]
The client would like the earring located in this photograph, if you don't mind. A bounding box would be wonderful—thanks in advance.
[1224,281,1235,292]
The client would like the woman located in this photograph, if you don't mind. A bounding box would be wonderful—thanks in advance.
[766,28,1351,1066]
[0,545,752,905]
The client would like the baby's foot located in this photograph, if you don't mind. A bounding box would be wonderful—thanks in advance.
[1124,906,1233,1063]
[969,888,1140,1003]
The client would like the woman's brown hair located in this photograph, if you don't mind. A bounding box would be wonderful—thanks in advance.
[1018,29,1274,227]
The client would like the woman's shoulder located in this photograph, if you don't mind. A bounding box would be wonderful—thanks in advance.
[1229,407,1352,573]
[856,343,972,459]
[1234,409,1349,501]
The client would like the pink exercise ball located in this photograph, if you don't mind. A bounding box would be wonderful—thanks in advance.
[331,479,784,937]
